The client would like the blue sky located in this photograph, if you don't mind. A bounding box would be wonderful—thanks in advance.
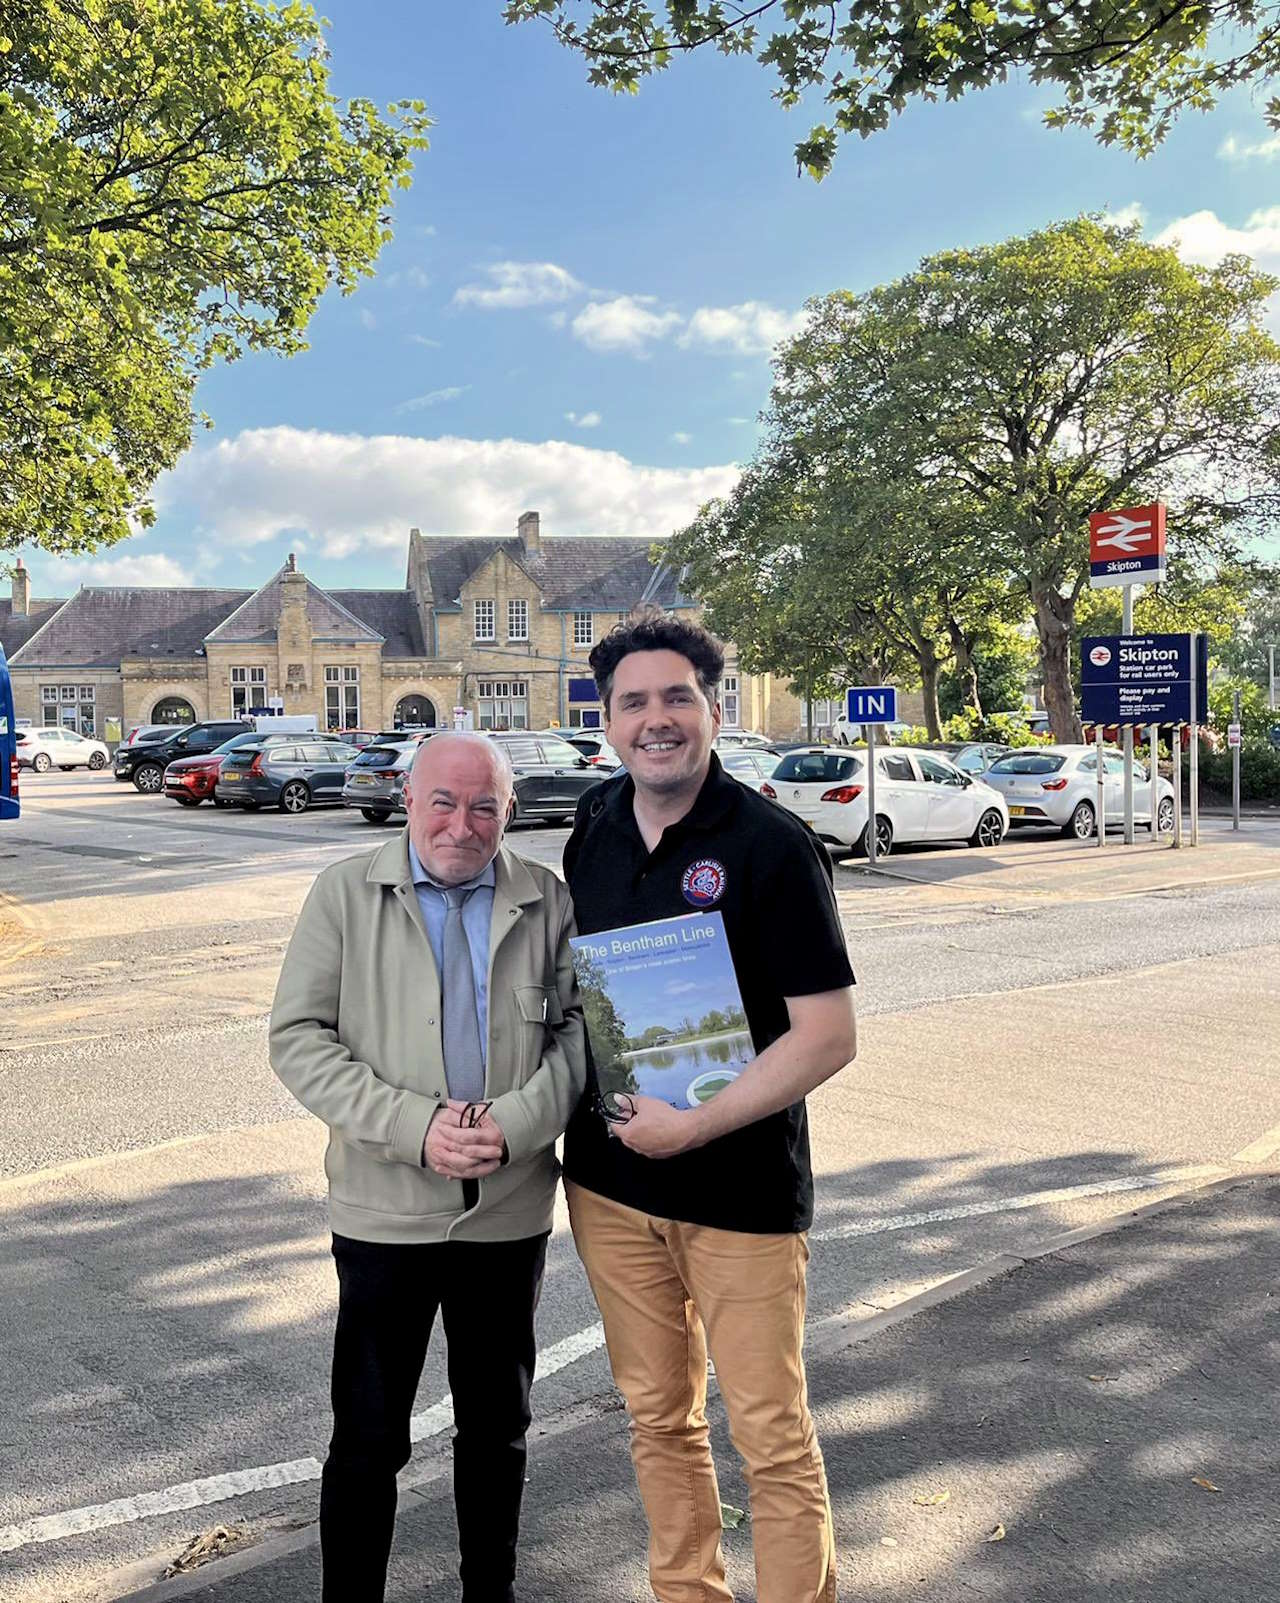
[24,3,1280,598]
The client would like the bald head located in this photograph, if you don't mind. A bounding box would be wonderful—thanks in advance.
[403,733,514,885]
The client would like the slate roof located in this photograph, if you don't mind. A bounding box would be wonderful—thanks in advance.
[330,590,426,658]
[10,587,251,667]
[0,597,67,660]
[205,568,382,645]
[417,536,694,611]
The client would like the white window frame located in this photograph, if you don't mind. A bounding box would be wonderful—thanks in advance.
[572,611,593,648]
[507,599,528,641]
[474,599,496,641]
[476,679,528,731]
[42,681,95,734]
[721,674,740,729]
[230,665,267,716]
[324,665,360,730]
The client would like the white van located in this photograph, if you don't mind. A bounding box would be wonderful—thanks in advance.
[252,714,318,735]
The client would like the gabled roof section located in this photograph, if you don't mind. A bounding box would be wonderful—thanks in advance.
[0,596,68,661]
[330,590,427,658]
[10,587,250,667]
[417,535,691,611]
[204,567,383,645]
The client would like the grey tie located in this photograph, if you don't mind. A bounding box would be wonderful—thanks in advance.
[441,887,485,1104]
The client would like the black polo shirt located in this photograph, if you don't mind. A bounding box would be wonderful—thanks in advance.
[562,754,855,1234]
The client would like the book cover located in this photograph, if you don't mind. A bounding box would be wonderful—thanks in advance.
[569,913,755,1111]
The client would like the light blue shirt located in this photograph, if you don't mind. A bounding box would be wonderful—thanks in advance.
[407,842,496,1067]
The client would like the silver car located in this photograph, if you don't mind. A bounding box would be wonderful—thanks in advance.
[342,740,417,823]
[985,745,1175,840]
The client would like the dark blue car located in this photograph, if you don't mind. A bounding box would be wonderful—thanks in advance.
[217,739,361,814]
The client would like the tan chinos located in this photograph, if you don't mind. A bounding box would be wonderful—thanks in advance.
[567,1181,837,1603]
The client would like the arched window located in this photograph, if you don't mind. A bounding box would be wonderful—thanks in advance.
[393,693,437,729]
[152,696,196,726]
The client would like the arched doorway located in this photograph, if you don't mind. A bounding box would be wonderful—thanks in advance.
[152,696,196,725]
[393,693,437,729]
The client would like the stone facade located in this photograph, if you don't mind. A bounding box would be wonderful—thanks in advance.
[5,518,859,741]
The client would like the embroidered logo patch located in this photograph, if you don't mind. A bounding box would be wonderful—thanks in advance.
[682,858,727,907]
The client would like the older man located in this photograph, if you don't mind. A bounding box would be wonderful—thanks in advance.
[270,732,585,1603]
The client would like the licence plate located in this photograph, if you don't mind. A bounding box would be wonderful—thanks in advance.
[352,774,375,786]
[221,771,245,782]
[1009,805,1027,816]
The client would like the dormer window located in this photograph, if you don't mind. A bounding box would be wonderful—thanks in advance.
[474,599,495,641]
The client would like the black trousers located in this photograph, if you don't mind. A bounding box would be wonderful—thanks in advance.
[321,1230,549,1603]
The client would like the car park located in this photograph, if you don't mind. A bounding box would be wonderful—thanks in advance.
[912,741,1010,777]
[342,740,416,823]
[761,744,1008,857]
[486,730,605,824]
[984,745,1175,839]
[16,726,110,772]
[163,730,310,807]
[552,729,623,770]
[122,722,178,747]
[718,748,778,788]
[113,720,249,791]
[217,739,362,813]
[713,730,775,750]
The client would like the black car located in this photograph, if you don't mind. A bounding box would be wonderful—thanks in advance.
[486,731,604,824]
[113,720,249,792]
[217,739,362,813]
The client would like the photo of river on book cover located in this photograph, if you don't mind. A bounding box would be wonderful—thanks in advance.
[569,913,755,1110]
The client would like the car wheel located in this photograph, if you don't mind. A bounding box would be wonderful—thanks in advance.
[280,781,310,814]
[1065,799,1095,840]
[861,815,893,859]
[133,763,164,793]
[88,751,107,770]
[970,808,1005,848]
[31,752,52,773]
[1156,796,1175,833]
[360,807,390,824]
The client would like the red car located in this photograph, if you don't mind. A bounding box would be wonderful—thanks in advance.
[163,750,234,807]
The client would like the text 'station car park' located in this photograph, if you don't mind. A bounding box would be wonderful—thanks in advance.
[114,720,248,792]
[16,726,110,772]
[761,745,1008,857]
[342,740,417,823]
[217,740,361,813]
[985,746,1176,839]
[486,731,604,824]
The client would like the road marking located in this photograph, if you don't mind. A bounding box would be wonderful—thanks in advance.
[0,1163,1223,1556]
[1231,1121,1280,1166]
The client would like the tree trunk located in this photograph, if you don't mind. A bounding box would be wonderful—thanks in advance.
[919,640,942,739]
[1033,587,1082,741]
[946,617,982,716]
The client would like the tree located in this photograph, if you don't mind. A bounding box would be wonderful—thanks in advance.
[766,219,1280,739]
[506,0,1280,177]
[0,0,429,555]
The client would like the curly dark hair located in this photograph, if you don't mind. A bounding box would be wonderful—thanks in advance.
[589,607,725,713]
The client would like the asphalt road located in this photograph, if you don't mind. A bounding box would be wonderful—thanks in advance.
[2,773,1279,1601]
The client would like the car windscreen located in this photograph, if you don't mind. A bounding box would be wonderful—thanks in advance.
[772,752,863,783]
[351,744,407,769]
[988,753,1065,775]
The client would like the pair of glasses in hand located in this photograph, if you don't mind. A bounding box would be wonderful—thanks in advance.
[595,1091,636,1126]
[459,1100,492,1129]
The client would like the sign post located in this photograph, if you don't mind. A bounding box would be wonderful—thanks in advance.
[1149,723,1159,839]
[1172,726,1183,849]
[1230,689,1242,831]
[1189,631,1200,847]
[1121,586,1135,843]
[846,686,898,868]
[1094,725,1106,849]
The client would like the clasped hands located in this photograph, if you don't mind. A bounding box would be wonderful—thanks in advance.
[423,1099,507,1179]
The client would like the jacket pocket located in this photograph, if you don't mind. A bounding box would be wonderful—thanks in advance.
[514,985,562,1081]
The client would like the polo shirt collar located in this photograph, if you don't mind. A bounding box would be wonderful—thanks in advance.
[407,840,497,894]
[601,751,740,839]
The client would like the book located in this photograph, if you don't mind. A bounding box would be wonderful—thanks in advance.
[569,913,755,1111]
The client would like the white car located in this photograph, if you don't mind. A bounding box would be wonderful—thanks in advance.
[984,745,1175,839]
[761,744,1008,857]
[16,726,110,773]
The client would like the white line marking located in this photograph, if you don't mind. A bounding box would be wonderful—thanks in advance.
[0,1165,1219,1554]
[1231,1122,1280,1167]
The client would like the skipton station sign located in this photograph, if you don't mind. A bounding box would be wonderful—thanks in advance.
[1081,633,1207,726]
[1089,503,1167,589]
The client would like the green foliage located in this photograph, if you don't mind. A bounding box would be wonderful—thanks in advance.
[0,0,430,554]
[938,627,1037,721]
[1208,677,1275,741]
[574,952,629,1074]
[504,0,1280,177]
[1200,739,1280,801]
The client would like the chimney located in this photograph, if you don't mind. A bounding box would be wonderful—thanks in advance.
[517,510,541,554]
[11,558,30,617]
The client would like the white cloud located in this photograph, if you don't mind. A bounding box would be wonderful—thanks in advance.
[1154,206,1280,271]
[679,300,806,355]
[670,431,692,445]
[409,334,441,349]
[358,308,377,332]
[385,265,431,291]
[157,427,740,559]
[395,386,469,413]
[453,261,583,309]
[1104,202,1148,228]
[565,410,602,429]
[571,295,682,354]
[1219,132,1280,164]
[47,551,194,588]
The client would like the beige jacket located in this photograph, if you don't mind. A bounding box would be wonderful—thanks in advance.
[269,831,585,1243]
